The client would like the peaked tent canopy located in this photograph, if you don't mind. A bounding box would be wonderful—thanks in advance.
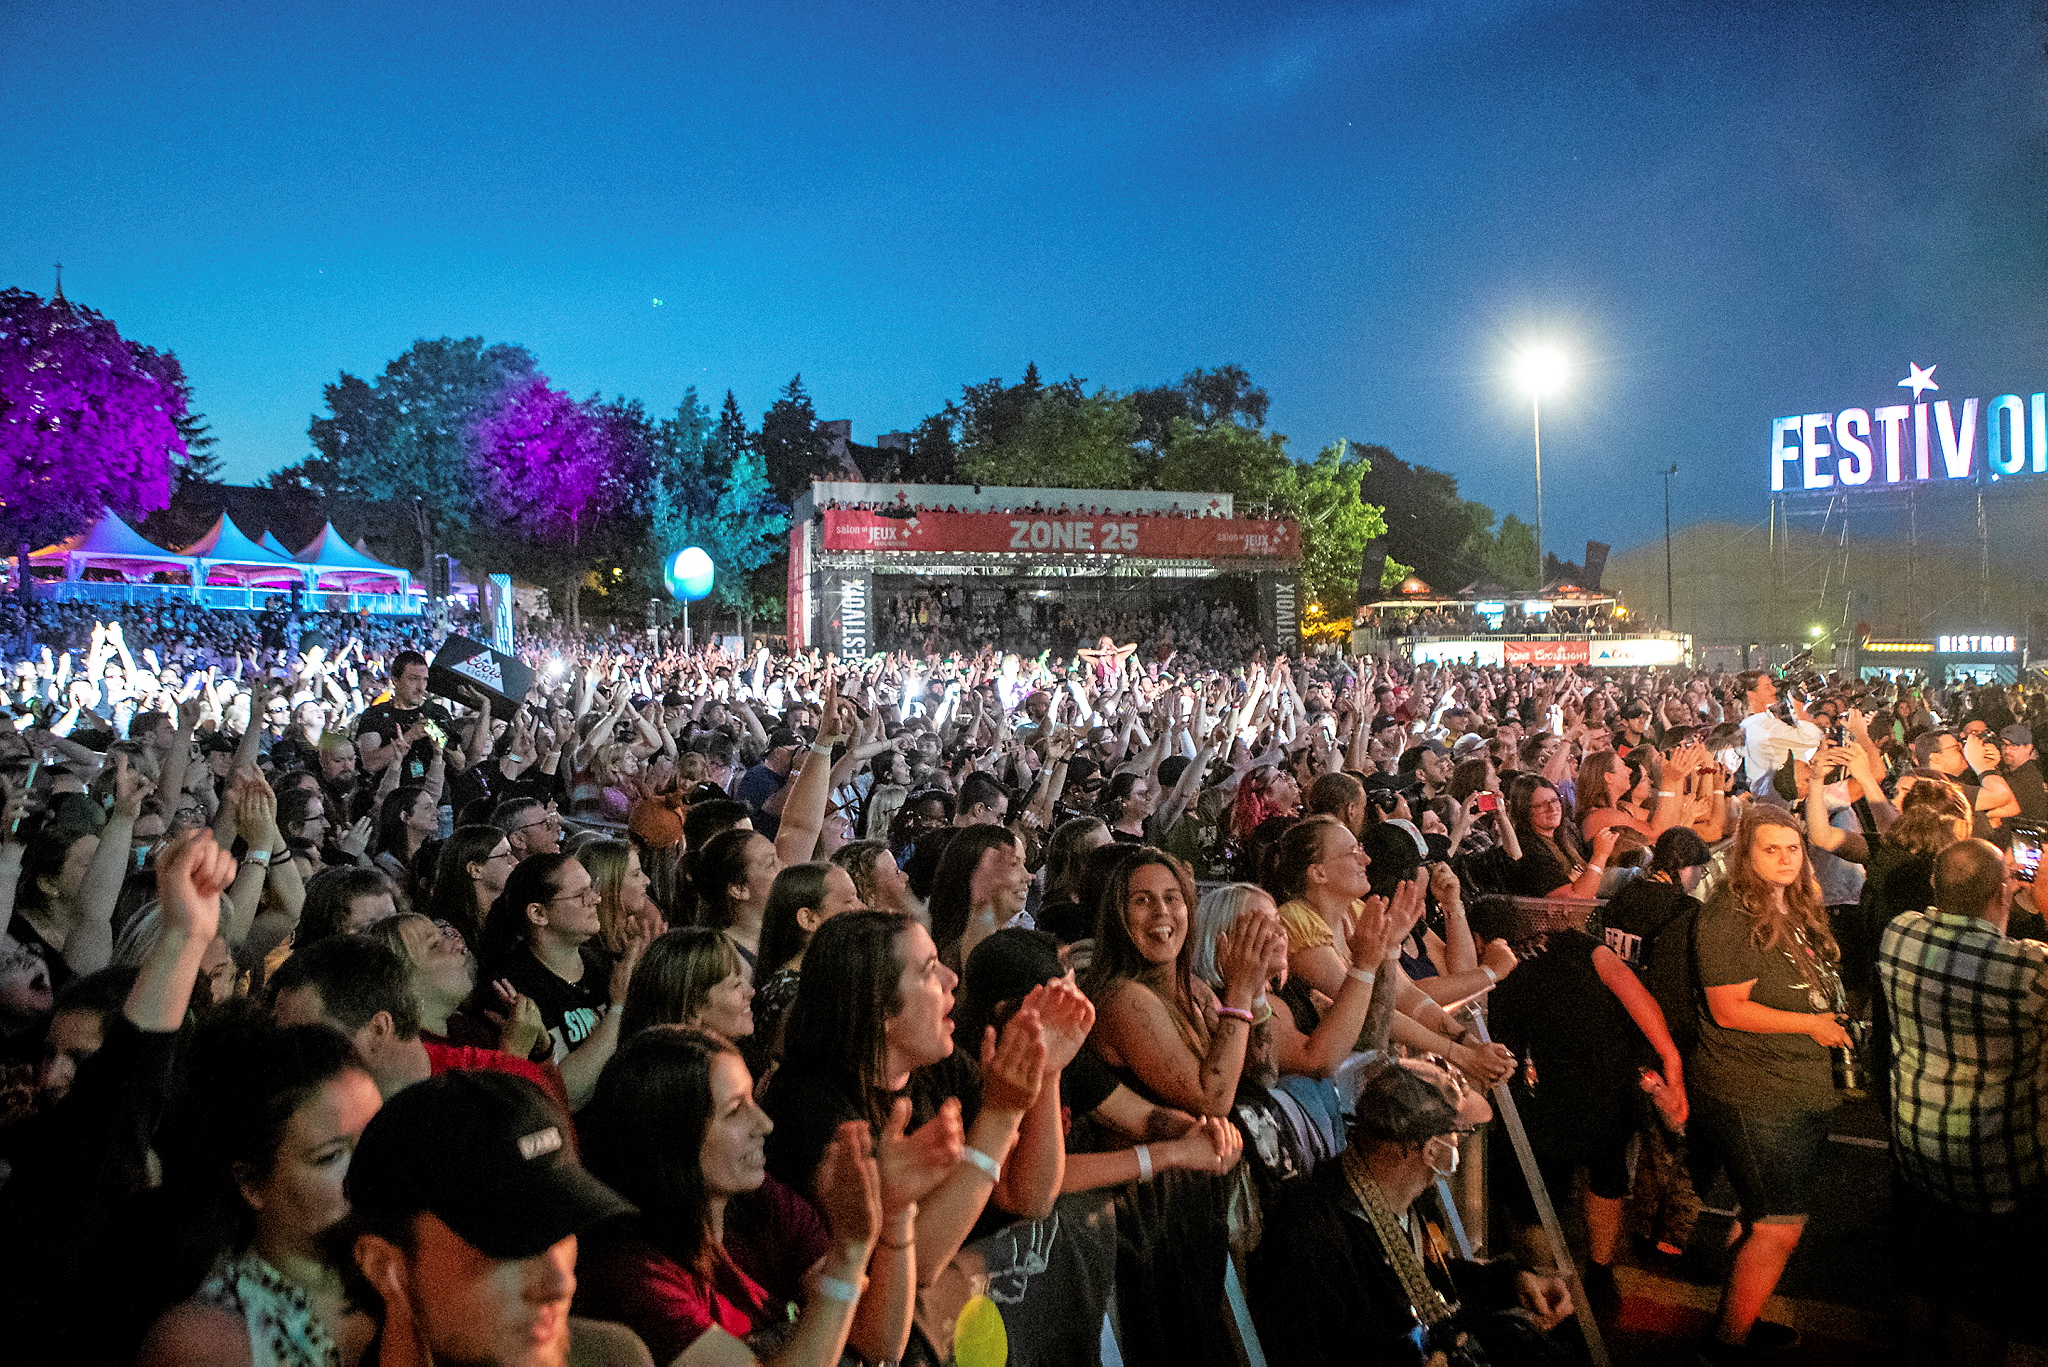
[260,531,300,558]
[179,516,307,585]
[31,510,195,573]
[295,522,412,591]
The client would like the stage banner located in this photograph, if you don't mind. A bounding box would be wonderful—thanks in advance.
[819,566,872,659]
[1504,639,1592,666]
[1257,571,1301,651]
[820,509,1298,559]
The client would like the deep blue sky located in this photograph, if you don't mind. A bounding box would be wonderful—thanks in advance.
[7,0,2046,561]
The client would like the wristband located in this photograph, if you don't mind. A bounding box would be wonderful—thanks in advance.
[1481,965,1498,985]
[810,741,834,756]
[1215,1005,1254,1025]
[1249,999,1274,1026]
[1658,790,1679,797]
[1135,1144,1154,1182]
[1585,863,1605,876]
[816,1274,863,1305]
[1346,967,1378,987]
[961,1145,1002,1183]
[242,848,272,867]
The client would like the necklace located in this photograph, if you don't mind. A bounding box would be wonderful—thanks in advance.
[1339,1149,1457,1329]
[1779,920,1843,1014]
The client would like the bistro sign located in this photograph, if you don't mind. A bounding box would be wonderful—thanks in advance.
[1771,362,2045,491]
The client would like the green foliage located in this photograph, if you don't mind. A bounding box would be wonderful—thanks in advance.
[1487,514,1539,589]
[954,381,1139,489]
[650,389,787,617]
[901,412,957,483]
[172,375,222,488]
[307,337,538,542]
[1267,440,1388,618]
[1155,417,1291,504]
[1355,445,1507,593]
[757,374,833,503]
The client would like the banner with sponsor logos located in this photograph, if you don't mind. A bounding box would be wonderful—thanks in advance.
[1504,639,1590,666]
[820,509,1298,560]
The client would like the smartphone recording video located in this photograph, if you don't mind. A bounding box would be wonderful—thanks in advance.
[2011,822,2045,884]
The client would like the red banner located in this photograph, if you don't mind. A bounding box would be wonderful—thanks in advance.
[1504,639,1591,666]
[820,510,1298,560]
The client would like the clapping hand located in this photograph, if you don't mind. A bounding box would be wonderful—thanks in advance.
[877,1095,963,1213]
[1020,977,1096,1076]
[812,1120,883,1255]
[979,1004,1047,1114]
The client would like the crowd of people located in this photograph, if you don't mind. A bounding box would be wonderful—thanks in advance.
[877,589,1261,666]
[0,595,2041,1366]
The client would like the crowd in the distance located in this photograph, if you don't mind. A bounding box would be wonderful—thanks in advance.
[0,596,2041,1366]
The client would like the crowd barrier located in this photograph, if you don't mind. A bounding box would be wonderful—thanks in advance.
[37,580,422,615]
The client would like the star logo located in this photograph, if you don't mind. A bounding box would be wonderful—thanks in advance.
[1898,362,1939,401]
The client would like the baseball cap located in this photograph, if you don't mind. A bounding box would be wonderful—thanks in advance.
[1363,819,1429,888]
[1451,733,1488,757]
[1620,702,1651,719]
[765,730,802,753]
[346,1071,633,1259]
[2001,723,2034,747]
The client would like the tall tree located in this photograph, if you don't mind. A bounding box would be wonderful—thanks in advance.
[902,412,958,483]
[0,289,185,579]
[756,374,832,502]
[307,336,538,551]
[1353,447,1502,592]
[654,389,785,640]
[172,376,222,489]
[470,377,642,630]
[1155,417,1291,505]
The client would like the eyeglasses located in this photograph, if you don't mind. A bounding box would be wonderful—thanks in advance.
[513,815,562,837]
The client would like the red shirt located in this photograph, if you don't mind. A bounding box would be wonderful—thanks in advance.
[573,1177,830,1364]
[420,1038,575,1128]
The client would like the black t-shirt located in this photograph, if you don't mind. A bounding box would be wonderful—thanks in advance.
[488,942,613,1063]
[1487,928,1647,1154]
[1600,877,1697,976]
[1692,899,1836,1107]
[355,697,452,785]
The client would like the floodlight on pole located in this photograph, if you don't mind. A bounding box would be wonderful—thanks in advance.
[1513,346,1568,589]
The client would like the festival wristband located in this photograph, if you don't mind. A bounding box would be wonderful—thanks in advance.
[1481,965,1498,985]
[1135,1144,1154,1182]
[816,1274,863,1304]
[1346,967,1378,987]
[961,1146,1002,1182]
[1215,1005,1254,1025]
[242,848,272,867]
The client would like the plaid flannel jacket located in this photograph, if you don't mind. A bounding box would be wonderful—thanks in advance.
[1878,909,2048,1213]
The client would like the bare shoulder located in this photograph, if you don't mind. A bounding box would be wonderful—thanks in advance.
[136,1300,253,1367]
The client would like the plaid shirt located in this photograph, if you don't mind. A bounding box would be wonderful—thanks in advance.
[1878,909,2048,1213]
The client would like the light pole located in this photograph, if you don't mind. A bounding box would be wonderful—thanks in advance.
[1662,463,1677,628]
[1513,347,1568,590]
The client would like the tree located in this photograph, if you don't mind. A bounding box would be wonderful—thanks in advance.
[901,412,958,483]
[0,289,185,581]
[172,376,222,489]
[1155,417,1291,505]
[470,377,644,630]
[1353,447,1502,592]
[307,336,538,550]
[952,376,1139,489]
[756,374,832,503]
[1268,440,1389,620]
[1486,515,1540,589]
[652,391,786,641]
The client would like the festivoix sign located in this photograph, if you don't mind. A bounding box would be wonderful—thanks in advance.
[1770,362,2047,491]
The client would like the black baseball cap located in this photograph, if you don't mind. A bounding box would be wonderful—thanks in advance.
[346,1071,633,1259]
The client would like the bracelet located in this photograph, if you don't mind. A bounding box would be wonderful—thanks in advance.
[1346,967,1378,987]
[816,1274,863,1304]
[960,1146,1002,1183]
[1585,863,1605,876]
[1481,965,1499,984]
[1658,789,1679,797]
[242,848,272,867]
[809,741,834,756]
[1249,999,1274,1026]
[1135,1144,1154,1182]
[1215,1004,1254,1025]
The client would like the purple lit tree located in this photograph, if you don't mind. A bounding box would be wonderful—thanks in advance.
[470,376,644,628]
[0,289,186,588]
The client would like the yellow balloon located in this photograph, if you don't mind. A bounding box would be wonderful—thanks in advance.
[953,1293,1008,1367]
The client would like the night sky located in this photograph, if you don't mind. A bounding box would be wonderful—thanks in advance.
[6,0,2046,562]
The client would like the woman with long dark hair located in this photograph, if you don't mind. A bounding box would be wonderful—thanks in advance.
[371,785,436,894]
[577,1026,914,1366]
[1689,806,1854,1361]
[419,824,513,950]
[751,862,864,1056]
[138,1023,383,1367]
[763,910,1082,1287]
[695,827,780,970]
[1507,773,1618,899]
[924,824,1030,971]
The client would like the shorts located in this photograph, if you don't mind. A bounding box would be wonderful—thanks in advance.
[1890,1175,2048,1342]
[1493,1122,1633,1225]
[1686,1091,1834,1223]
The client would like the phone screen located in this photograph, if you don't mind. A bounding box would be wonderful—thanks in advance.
[2012,823,2045,884]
